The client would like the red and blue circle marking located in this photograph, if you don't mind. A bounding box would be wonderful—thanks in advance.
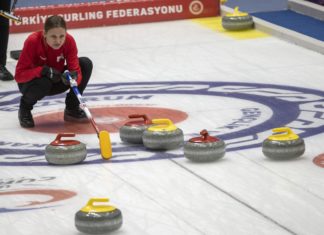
[0,81,323,166]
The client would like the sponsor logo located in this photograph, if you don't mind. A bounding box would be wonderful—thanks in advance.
[0,81,323,166]
[10,0,218,33]
[189,0,204,15]
[56,53,64,63]
[0,176,56,189]
[106,5,183,19]
[10,5,184,26]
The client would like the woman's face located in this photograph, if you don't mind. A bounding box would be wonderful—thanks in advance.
[44,27,66,49]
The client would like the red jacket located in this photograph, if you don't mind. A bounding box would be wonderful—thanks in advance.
[15,31,82,84]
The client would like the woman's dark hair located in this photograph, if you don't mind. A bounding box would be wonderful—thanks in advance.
[44,15,66,33]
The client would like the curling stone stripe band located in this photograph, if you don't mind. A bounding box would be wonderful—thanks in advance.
[120,125,149,144]
[184,151,226,157]
[222,16,253,22]
[262,145,305,153]
[143,129,184,150]
[45,145,87,165]
[184,142,226,162]
[184,147,226,155]
[222,18,254,30]
[75,214,123,224]
[143,133,184,143]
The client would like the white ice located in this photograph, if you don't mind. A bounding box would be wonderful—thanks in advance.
[1,18,324,235]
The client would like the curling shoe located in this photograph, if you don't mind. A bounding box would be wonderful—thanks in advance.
[18,109,35,128]
[0,65,14,81]
[64,107,88,123]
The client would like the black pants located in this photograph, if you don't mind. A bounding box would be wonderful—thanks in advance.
[18,57,93,111]
[0,0,11,65]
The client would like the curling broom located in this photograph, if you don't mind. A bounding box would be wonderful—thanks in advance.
[65,71,112,160]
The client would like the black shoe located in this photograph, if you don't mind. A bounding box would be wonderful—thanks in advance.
[64,107,88,123]
[18,109,35,128]
[0,65,14,81]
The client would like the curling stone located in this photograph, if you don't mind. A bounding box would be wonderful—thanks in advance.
[222,7,254,31]
[184,129,225,162]
[45,133,87,165]
[262,127,305,160]
[119,114,152,144]
[142,119,184,150]
[75,198,123,234]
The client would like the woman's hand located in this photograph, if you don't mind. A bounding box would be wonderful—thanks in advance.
[41,65,62,83]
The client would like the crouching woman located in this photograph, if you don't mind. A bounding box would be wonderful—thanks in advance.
[15,15,92,128]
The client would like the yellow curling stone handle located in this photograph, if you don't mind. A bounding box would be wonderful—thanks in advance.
[148,119,177,132]
[81,198,116,213]
[267,127,299,141]
[226,7,249,17]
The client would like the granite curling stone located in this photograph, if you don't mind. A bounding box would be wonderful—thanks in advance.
[262,127,305,160]
[222,7,254,31]
[142,118,184,150]
[184,129,225,162]
[119,114,152,144]
[75,198,123,234]
[45,133,87,165]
